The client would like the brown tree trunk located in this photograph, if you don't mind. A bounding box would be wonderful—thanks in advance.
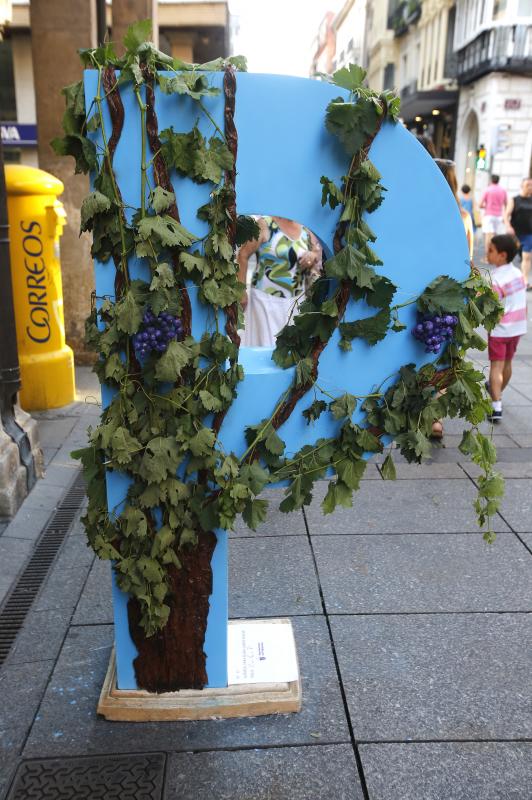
[127,530,217,692]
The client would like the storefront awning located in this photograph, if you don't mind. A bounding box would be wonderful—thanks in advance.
[400,90,459,122]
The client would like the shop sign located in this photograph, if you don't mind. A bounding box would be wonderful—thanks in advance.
[1,123,37,147]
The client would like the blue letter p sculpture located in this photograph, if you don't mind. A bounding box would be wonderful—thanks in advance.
[84,68,468,720]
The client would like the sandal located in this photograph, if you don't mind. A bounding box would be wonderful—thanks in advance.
[431,420,444,440]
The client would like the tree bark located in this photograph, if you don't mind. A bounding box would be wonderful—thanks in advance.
[127,530,217,692]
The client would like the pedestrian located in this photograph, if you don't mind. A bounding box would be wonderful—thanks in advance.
[435,159,474,260]
[237,216,322,347]
[485,234,527,423]
[504,176,532,291]
[480,174,508,261]
[460,184,477,233]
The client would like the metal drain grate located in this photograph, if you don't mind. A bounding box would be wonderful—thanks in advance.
[0,471,86,666]
[6,754,165,799]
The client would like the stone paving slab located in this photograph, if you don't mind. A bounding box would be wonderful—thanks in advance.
[5,608,72,667]
[229,536,322,617]
[34,532,94,615]
[40,462,82,489]
[461,461,532,479]
[387,462,467,480]
[496,479,532,532]
[72,558,113,626]
[313,533,532,614]
[510,432,532,447]
[23,617,349,758]
[231,488,307,538]
[0,537,35,605]
[0,506,52,542]
[432,447,532,463]
[440,433,519,448]
[0,660,54,799]
[359,742,532,800]
[165,744,364,800]
[331,613,532,740]
[496,405,532,433]
[304,479,510,534]
[33,417,78,450]
[520,532,532,547]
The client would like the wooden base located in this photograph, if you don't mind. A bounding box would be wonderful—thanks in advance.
[97,619,301,721]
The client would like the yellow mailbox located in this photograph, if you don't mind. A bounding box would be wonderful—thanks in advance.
[5,164,75,410]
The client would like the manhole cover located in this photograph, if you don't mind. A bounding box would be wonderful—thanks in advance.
[7,753,165,799]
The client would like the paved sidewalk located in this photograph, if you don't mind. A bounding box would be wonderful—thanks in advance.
[0,318,531,798]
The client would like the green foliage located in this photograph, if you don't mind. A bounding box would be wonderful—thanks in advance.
[56,40,502,639]
[160,126,233,184]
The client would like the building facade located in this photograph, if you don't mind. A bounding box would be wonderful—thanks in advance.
[453,0,532,198]
[310,11,336,76]
[1,0,230,167]
[333,0,369,72]
[368,0,458,156]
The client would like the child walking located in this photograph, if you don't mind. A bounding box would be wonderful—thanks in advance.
[486,234,528,422]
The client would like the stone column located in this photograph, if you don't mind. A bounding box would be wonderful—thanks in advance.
[29,0,97,364]
[112,0,158,52]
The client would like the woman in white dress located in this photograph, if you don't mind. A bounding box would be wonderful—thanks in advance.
[237,216,322,347]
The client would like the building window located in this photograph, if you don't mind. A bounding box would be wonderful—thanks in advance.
[0,37,17,122]
[517,0,532,15]
[493,0,507,20]
[383,62,395,89]
[444,6,457,78]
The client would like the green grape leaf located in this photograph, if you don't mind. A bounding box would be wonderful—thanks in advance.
[330,394,357,420]
[302,399,328,424]
[262,426,284,456]
[110,427,142,465]
[332,64,367,91]
[136,214,196,249]
[239,463,270,495]
[80,191,111,232]
[418,275,464,315]
[155,340,194,381]
[123,19,153,53]
[336,458,366,490]
[325,245,376,288]
[242,498,268,530]
[381,452,397,480]
[115,290,143,334]
[150,262,175,291]
[199,389,223,411]
[150,186,175,214]
[340,308,391,346]
[320,176,344,209]
[121,507,148,539]
[189,428,216,457]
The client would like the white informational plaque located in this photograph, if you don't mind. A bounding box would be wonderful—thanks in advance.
[227,620,299,685]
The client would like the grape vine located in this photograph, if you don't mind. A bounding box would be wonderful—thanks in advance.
[54,23,504,648]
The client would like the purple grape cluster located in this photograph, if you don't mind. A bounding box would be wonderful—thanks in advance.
[132,309,183,358]
[411,313,458,354]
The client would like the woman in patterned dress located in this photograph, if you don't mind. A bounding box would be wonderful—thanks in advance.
[237,216,322,347]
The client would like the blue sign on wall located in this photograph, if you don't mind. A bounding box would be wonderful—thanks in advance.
[1,123,37,147]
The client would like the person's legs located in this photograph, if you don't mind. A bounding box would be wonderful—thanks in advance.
[517,235,532,285]
[522,250,532,286]
[489,359,505,400]
[502,359,513,391]
[484,231,492,260]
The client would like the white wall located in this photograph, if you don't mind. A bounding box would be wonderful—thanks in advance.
[455,71,532,199]
[12,31,35,123]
